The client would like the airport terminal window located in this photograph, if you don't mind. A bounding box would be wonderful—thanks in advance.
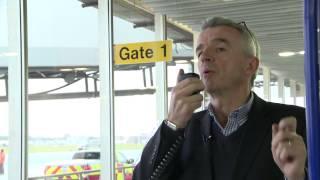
[27,0,100,178]
[0,0,22,179]
[0,80,8,180]
[0,10,8,175]
[113,13,157,178]
[113,10,204,179]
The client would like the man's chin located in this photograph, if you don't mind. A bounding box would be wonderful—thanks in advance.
[205,86,217,94]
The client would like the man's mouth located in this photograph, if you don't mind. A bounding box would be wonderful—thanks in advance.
[204,70,211,74]
[203,69,213,75]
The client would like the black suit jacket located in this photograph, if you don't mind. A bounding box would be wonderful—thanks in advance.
[133,94,307,180]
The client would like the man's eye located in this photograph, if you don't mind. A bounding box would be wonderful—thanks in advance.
[197,52,202,58]
[216,48,225,52]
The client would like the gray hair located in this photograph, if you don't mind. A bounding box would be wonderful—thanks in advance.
[201,17,260,87]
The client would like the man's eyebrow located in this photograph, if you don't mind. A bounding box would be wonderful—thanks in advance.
[196,38,230,53]
[196,44,203,53]
[211,38,230,46]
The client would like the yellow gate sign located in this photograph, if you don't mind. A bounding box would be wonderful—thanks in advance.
[114,40,172,65]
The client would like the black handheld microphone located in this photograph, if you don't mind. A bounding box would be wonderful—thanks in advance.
[178,72,200,83]
[178,72,201,95]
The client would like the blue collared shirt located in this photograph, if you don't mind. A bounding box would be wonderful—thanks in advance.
[207,93,254,136]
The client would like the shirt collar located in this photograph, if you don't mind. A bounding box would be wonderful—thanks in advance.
[207,92,254,136]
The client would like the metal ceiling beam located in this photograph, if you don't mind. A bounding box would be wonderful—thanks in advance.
[168,5,301,21]
[144,0,292,10]
[179,13,301,26]
[149,0,300,14]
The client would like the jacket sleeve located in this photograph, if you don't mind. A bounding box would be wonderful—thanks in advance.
[133,121,185,180]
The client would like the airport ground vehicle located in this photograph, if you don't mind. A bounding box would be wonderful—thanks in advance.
[44,150,135,180]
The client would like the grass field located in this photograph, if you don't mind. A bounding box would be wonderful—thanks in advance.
[0,144,144,154]
[25,143,144,153]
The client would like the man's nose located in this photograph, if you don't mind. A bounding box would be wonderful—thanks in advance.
[199,48,214,62]
[200,53,213,62]
[200,56,211,62]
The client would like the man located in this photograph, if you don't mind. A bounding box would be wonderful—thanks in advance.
[0,149,5,175]
[133,17,307,180]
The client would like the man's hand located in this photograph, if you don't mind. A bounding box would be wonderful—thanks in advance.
[271,117,307,180]
[167,69,205,128]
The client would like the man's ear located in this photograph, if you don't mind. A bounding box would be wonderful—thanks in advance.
[246,57,259,76]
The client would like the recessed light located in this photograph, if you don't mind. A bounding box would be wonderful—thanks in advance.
[191,59,198,63]
[60,68,73,72]
[75,67,88,71]
[298,51,305,55]
[175,60,189,64]
[278,51,295,57]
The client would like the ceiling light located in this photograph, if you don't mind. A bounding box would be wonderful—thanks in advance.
[191,59,198,63]
[60,68,73,72]
[75,67,88,71]
[175,60,189,64]
[298,51,305,55]
[278,51,295,57]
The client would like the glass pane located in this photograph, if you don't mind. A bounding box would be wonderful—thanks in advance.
[1,0,21,179]
[27,0,100,179]
[112,3,199,179]
[0,69,8,180]
[113,2,160,178]
[0,0,8,172]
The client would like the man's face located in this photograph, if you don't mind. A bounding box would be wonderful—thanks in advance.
[196,26,253,94]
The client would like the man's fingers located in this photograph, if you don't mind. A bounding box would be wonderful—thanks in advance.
[176,69,185,84]
[279,116,297,132]
[178,99,203,115]
[187,94,204,103]
[271,117,307,178]
[176,94,203,106]
[181,81,204,96]
[278,141,294,163]
[272,131,295,151]
[272,117,297,152]
[174,79,204,97]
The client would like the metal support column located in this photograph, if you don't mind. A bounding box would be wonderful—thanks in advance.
[290,80,297,105]
[99,0,115,179]
[300,84,306,106]
[278,77,285,103]
[8,0,28,179]
[304,0,320,179]
[263,67,271,101]
[193,32,200,75]
[155,13,168,123]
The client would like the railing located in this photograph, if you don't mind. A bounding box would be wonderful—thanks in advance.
[28,165,135,180]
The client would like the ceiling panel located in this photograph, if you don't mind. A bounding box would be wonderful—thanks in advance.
[142,0,305,84]
[80,0,306,84]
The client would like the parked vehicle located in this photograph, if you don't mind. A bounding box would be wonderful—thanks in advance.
[44,150,135,180]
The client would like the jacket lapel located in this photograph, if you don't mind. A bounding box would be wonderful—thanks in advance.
[197,112,213,179]
[180,111,213,179]
[233,94,272,180]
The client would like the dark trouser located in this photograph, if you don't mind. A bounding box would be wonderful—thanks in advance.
[0,164,4,174]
